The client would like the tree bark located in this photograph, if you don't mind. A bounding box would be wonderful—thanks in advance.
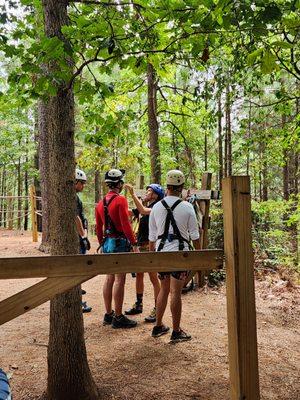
[17,140,22,230]
[94,169,100,203]
[147,63,161,183]
[217,95,223,190]
[38,100,51,252]
[0,168,5,227]
[282,114,289,200]
[41,1,98,399]
[34,106,43,232]
[225,84,232,176]
[24,137,29,231]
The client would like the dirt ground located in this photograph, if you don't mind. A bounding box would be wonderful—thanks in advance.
[0,230,299,400]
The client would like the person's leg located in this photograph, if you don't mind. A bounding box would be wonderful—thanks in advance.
[148,272,160,303]
[155,275,170,326]
[79,245,92,312]
[103,274,115,313]
[170,275,185,331]
[112,273,137,329]
[125,273,144,315]
[113,273,126,316]
[136,272,144,299]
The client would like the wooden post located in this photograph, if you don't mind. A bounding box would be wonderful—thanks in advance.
[7,192,13,230]
[196,172,212,286]
[30,185,38,242]
[222,176,260,400]
[139,174,144,189]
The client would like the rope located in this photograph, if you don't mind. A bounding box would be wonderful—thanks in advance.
[0,211,31,225]
[0,195,29,199]
[0,209,30,213]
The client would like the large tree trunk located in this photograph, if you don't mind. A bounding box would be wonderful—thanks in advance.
[147,63,161,183]
[41,1,98,399]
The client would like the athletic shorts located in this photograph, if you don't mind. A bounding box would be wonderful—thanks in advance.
[158,270,189,281]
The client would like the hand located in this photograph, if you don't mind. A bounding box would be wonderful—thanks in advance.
[132,245,140,253]
[124,183,134,196]
[82,237,91,251]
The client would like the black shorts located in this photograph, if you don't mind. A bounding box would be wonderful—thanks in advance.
[158,271,189,281]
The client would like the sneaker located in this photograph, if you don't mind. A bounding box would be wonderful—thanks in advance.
[112,314,137,329]
[125,302,143,315]
[145,307,156,323]
[170,329,191,343]
[103,311,114,325]
[82,301,92,313]
[151,325,170,338]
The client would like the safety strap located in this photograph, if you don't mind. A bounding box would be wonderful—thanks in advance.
[103,194,124,237]
[157,199,190,251]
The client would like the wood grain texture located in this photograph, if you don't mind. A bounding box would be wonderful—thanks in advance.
[0,249,223,279]
[0,275,93,325]
[223,176,260,400]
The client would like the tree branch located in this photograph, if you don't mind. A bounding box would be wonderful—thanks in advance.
[244,97,299,108]
[70,0,144,8]
[158,110,193,117]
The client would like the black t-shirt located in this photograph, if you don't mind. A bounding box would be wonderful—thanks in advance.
[137,201,157,245]
[76,194,88,230]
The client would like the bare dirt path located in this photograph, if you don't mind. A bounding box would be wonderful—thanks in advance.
[0,230,299,400]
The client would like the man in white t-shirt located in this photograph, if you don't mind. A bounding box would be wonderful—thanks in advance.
[149,170,201,343]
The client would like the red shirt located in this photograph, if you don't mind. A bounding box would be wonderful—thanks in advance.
[95,191,136,244]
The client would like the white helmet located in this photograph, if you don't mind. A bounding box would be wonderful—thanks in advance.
[76,168,87,182]
[166,170,185,186]
[105,169,125,183]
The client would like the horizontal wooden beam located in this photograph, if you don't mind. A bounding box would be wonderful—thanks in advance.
[134,189,220,200]
[0,250,223,279]
[0,275,93,326]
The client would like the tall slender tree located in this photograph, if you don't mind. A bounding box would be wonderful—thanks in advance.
[40,1,98,399]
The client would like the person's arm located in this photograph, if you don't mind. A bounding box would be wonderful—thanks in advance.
[124,183,151,215]
[149,241,156,252]
[148,208,157,251]
[95,206,103,244]
[192,238,201,250]
[187,204,201,250]
[75,216,85,237]
[118,197,137,245]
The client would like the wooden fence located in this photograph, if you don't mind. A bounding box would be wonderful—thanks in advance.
[0,176,260,400]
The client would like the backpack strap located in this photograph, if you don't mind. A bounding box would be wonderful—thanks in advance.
[157,199,190,251]
[103,194,124,237]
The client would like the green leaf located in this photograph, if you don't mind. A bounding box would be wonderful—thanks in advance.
[247,48,263,65]
[271,41,294,49]
[261,50,277,74]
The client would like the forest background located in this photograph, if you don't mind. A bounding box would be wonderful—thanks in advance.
[0,0,299,277]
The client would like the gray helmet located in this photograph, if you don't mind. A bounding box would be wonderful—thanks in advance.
[76,168,87,182]
[104,169,125,183]
[166,170,185,186]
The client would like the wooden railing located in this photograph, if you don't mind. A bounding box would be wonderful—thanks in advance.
[0,176,260,400]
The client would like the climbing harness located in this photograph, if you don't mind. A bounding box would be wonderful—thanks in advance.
[157,199,192,252]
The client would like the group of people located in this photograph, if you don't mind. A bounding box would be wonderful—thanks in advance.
[75,167,201,343]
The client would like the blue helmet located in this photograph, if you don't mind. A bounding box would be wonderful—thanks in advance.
[146,184,165,200]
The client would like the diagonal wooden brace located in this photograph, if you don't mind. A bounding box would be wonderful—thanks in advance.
[0,275,94,326]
